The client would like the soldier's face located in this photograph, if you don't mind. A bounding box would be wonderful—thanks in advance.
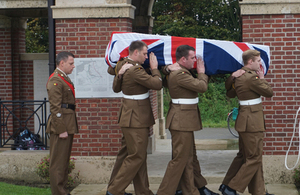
[185,50,196,69]
[250,56,262,71]
[61,56,75,75]
[137,46,148,64]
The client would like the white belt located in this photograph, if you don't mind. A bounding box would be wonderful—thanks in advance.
[172,97,199,104]
[239,97,262,106]
[123,92,149,100]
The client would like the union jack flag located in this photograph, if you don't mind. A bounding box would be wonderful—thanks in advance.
[105,32,270,75]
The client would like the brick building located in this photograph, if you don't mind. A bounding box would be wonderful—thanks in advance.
[0,0,300,183]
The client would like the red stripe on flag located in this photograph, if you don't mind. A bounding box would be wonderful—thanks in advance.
[108,32,131,63]
[233,42,250,52]
[119,47,129,59]
[234,42,264,74]
[171,36,196,67]
[119,39,160,61]
[142,39,160,46]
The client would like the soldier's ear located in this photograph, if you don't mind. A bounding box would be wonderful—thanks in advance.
[133,49,139,56]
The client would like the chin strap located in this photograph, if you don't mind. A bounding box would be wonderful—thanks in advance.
[285,107,300,170]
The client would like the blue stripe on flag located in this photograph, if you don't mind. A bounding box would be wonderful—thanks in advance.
[143,42,165,68]
[204,41,243,75]
[253,46,269,71]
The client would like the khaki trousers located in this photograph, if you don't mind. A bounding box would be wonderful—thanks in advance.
[107,127,153,195]
[49,134,74,195]
[225,132,265,195]
[157,130,200,195]
[177,135,208,190]
[108,136,127,189]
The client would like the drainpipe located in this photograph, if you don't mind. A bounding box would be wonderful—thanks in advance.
[48,0,55,75]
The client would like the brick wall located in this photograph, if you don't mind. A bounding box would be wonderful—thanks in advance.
[55,18,132,58]
[242,14,300,155]
[0,27,12,101]
[0,23,34,142]
[0,27,12,141]
[19,60,34,132]
[55,18,158,156]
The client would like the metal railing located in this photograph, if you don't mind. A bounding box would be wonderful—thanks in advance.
[0,98,48,149]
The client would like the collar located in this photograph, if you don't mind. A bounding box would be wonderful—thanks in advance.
[57,68,68,77]
[126,57,140,66]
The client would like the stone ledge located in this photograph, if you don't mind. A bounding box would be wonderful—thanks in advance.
[0,150,49,183]
[52,5,136,19]
[20,53,49,61]
[56,0,131,7]
[240,0,300,15]
[0,0,47,9]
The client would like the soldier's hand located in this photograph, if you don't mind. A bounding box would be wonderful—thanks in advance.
[256,66,264,79]
[196,55,205,74]
[118,62,133,77]
[167,64,181,72]
[232,69,245,78]
[59,131,68,139]
[149,52,158,70]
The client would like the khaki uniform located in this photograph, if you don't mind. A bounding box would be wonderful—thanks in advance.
[162,66,208,191]
[157,66,208,195]
[46,68,78,195]
[223,67,273,195]
[107,58,162,195]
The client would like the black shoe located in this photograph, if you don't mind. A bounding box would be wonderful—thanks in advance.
[266,192,274,195]
[106,191,113,195]
[124,193,132,195]
[221,185,238,195]
[219,184,226,193]
[175,190,183,195]
[199,187,220,195]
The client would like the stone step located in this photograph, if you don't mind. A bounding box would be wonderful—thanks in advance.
[195,139,238,150]
[70,183,298,195]
[148,175,224,185]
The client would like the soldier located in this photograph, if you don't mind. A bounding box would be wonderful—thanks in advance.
[219,49,273,195]
[106,40,162,195]
[46,51,78,195]
[162,61,219,195]
[156,45,219,195]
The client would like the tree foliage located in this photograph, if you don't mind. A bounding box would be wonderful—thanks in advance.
[152,0,241,41]
[25,18,49,53]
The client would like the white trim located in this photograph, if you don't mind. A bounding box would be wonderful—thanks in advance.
[239,97,262,106]
[172,97,199,105]
[123,92,149,100]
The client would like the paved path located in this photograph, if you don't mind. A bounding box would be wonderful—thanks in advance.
[71,128,298,195]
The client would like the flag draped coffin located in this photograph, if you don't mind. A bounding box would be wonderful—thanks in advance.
[105,32,270,75]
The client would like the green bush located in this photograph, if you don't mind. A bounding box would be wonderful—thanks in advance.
[36,155,80,187]
[293,166,300,188]
[163,75,238,128]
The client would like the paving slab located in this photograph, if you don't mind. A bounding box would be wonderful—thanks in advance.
[71,183,298,195]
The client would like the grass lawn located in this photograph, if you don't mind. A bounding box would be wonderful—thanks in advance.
[0,182,51,195]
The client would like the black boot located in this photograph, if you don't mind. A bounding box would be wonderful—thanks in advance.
[198,186,220,195]
[221,185,238,195]
[175,190,183,195]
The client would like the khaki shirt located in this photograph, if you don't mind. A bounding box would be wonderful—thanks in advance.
[165,66,208,131]
[225,67,273,132]
[113,58,162,128]
[46,68,78,134]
